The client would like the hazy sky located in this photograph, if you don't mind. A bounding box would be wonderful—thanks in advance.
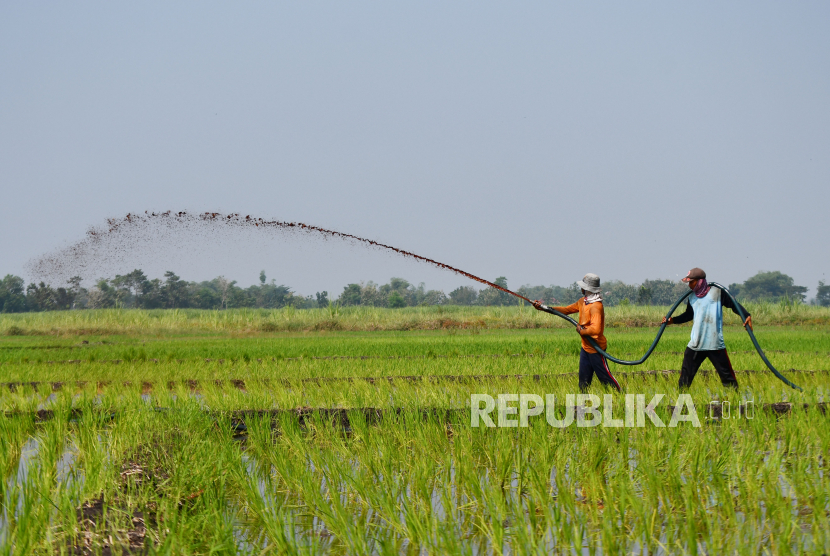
[2,2,828,297]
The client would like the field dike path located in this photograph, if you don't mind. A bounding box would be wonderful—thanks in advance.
[6,402,828,426]
[1,368,826,394]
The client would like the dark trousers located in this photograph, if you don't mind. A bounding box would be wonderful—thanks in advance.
[679,347,738,389]
[579,349,621,392]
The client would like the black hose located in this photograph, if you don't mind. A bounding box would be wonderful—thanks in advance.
[535,283,802,391]
[535,291,692,365]
[709,282,802,391]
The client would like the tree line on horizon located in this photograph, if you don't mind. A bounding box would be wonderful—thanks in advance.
[0,270,827,313]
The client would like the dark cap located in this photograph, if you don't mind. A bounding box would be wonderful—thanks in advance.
[681,268,706,282]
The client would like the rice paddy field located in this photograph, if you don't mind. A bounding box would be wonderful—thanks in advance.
[1,306,828,555]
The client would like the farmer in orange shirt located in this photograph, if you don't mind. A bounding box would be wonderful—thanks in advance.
[533,273,621,392]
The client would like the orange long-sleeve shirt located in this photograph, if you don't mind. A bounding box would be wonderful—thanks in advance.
[551,298,607,354]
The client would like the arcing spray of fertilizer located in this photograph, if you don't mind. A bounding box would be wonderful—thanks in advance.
[29,211,526,301]
[28,211,801,390]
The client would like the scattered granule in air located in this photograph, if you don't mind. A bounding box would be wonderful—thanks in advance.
[27,211,531,303]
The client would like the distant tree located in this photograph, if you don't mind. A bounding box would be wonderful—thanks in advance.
[559,283,584,305]
[477,286,499,306]
[162,271,190,308]
[228,285,251,308]
[258,282,292,308]
[816,280,830,307]
[495,277,515,305]
[517,285,559,306]
[601,280,637,307]
[290,295,314,309]
[251,271,289,308]
[637,285,653,305]
[194,286,221,309]
[448,286,478,306]
[316,291,329,307]
[111,273,134,307]
[360,282,387,307]
[0,275,27,313]
[87,279,117,309]
[380,277,417,306]
[138,278,164,309]
[26,282,70,311]
[410,282,428,306]
[67,276,86,309]
[122,269,149,307]
[215,276,232,309]
[477,277,517,306]
[51,286,75,310]
[388,277,410,292]
[727,283,742,298]
[641,279,686,305]
[388,290,407,308]
[421,290,447,305]
[338,284,362,306]
[741,271,807,302]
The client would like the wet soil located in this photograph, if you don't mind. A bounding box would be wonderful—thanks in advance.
[67,497,148,555]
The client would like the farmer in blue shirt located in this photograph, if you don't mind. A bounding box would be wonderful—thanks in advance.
[661,267,752,389]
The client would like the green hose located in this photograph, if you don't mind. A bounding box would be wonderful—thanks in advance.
[536,283,802,391]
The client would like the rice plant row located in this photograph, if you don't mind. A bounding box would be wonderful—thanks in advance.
[1,375,828,555]
[1,323,828,554]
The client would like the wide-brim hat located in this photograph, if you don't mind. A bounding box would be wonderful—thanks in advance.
[577,273,601,293]
[681,267,706,282]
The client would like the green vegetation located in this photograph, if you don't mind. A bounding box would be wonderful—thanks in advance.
[2,269,823,313]
[2,302,830,337]
[1,313,828,554]
[817,280,830,307]
[729,271,810,303]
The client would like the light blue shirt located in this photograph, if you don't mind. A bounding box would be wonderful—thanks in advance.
[687,288,725,351]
